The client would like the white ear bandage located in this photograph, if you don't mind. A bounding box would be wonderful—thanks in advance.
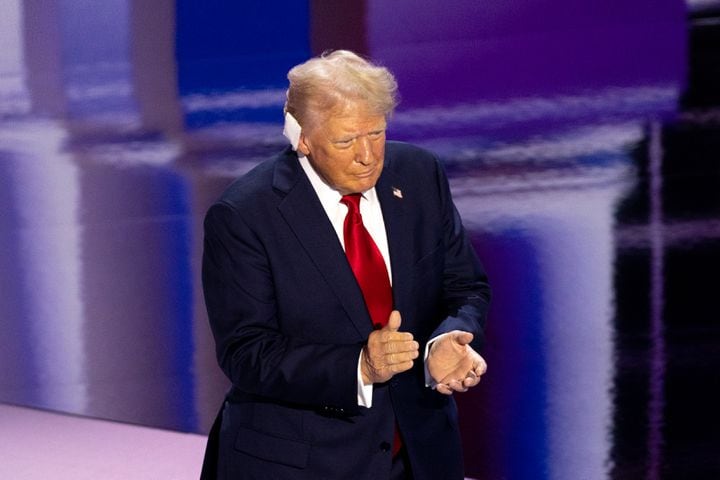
[282,112,302,151]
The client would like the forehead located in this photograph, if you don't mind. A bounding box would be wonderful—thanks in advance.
[320,103,386,135]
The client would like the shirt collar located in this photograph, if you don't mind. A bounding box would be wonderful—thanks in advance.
[298,154,378,215]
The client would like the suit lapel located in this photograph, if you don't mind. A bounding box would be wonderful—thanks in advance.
[375,161,413,316]
[273,152,373,339]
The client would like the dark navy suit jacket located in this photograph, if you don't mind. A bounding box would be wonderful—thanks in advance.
[201,141,490,479]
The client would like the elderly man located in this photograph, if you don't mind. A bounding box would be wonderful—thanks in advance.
[201,50,490,480]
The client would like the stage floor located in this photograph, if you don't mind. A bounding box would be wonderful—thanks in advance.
[0,404,206,480]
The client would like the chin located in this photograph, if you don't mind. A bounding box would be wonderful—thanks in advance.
[340,176,379,194]
[358,180,378,193]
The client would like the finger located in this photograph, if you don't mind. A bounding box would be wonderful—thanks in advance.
[386,350,419,365]
[382,331,414,344]
[438,369,471,387]
[366,329,384,346]
[462,373,481,389]
[445,379,468,393]
[384,310,402,332]
[390,360,415,374]
[474,358,488,376]
[384,339,419,354]
[454,331,474,346]
[435,384,453,395]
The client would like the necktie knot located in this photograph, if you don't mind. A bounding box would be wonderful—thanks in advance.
[340,194,362,223]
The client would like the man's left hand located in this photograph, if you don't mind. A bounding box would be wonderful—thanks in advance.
[426,331,487,395]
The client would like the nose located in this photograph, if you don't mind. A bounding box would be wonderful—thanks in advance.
[354,135,373,165]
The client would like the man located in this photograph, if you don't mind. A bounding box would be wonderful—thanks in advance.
[201,50,490,479]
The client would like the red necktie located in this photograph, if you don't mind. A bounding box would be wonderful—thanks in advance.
[340,194,402,456]
[340,194,393,329]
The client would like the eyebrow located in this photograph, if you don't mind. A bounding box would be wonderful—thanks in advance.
[333,127,386,143]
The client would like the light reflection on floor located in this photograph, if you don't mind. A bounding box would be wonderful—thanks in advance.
[2,1,719,478]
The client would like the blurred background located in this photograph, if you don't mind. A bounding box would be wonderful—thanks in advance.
[1,0,719,478]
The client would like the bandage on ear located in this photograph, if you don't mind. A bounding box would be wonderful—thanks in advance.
[283,112,302,150]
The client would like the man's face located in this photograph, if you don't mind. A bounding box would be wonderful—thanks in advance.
[298,102,386,195]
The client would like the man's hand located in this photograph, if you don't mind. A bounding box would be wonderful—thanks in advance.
[427,331,487,395]
[361,311,419,385]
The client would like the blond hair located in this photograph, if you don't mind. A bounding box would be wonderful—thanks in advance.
[285,50,399,131]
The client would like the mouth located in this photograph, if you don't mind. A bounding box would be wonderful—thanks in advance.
[355,167,376,179]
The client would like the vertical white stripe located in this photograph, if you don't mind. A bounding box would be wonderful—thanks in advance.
[10,121,87,412]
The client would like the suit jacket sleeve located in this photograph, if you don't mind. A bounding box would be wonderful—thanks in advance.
[202,202,361,411]
[428,156,491,351]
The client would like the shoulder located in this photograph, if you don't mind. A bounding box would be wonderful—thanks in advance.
[215,147,296,210]
[217,161,273,208]
[385,141,438,164]
[204,148,298,232]
[383,141,446,182]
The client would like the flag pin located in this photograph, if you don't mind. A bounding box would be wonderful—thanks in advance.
[392,187,403,199]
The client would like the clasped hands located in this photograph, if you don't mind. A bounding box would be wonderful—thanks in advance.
[361,310,487,395]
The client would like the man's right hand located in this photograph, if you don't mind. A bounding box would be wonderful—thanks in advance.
[361,311,419,384]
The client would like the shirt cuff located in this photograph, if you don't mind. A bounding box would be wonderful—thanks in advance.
[357,350,374,407]
[424,332,452,388]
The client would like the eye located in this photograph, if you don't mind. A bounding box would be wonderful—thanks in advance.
[333,138,354,149]
[369,130,385,139]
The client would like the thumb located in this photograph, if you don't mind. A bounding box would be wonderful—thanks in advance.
[384,310,402,332]
[454,331,474,345]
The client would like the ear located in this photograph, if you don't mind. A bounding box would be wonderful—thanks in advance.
[297,133,311,156]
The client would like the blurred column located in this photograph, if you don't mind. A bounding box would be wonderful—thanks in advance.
[453,162,634,479]
[0,0,29,394]
[129,0,183,135]
[59,0,195,430]
[0,0,87,412]
[2,0,202,433]
[21,0,66,115]
[175,159,235,433]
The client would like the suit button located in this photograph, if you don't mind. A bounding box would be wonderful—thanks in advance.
[379,441,391,452]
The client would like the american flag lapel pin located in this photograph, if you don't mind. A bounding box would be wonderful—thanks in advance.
[392,187,403,199]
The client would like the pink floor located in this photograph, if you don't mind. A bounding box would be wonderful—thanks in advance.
[0,404,207,479]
